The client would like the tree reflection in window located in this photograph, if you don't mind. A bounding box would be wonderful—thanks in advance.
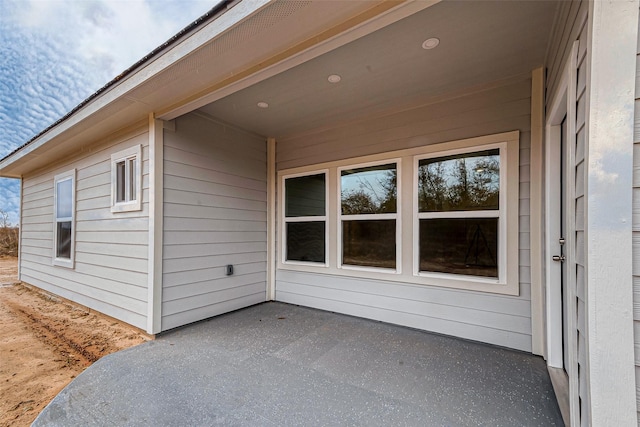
[341,164,396,214]
[418,149,499,212]
[418,149,500,278]
[341,163,397,269]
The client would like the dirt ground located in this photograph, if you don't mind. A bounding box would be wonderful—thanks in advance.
[0,257,149,426]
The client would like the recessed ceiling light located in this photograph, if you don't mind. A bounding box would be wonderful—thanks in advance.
[327,74,341,83]
[257,101,269,108]
[422,37,440,50]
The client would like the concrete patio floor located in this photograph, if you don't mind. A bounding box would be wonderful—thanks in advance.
[34,302,562,426]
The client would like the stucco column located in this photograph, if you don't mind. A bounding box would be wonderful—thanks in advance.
[585,1,639,424]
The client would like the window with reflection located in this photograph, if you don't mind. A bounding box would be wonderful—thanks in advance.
[53,170,75,267]
[417,149,500,278]
[283,173,326,263]
[340,163,398,269]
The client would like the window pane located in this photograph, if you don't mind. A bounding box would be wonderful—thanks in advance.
[116,161,126,202]
[341,164,396,214]
[342,219,395,269]
[286,222,325,263]
[56,221,72,259]
[285,174,325,217]
[418,149,499,212]
[419,218,498,278]
[129,158,137,201]
[56,179,72,218]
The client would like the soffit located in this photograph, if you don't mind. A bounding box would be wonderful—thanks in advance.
[198,0,559,139]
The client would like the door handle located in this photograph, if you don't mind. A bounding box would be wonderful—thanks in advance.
[552,255,565,262]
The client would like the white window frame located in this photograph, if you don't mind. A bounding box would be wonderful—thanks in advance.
[280,169,329,267]
[413,143,506,284]
[111,145,142,213]
[338,159,401,274]
[277,131,519,295]
[53,169,76,268]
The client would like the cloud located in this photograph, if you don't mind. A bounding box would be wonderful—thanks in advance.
[0,0,215,223]
[12,0,215,83]
[0,179,20,225]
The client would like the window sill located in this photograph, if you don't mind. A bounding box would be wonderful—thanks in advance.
[416,270,499,284]
[339,264,399,275]
[53,258,74,269]
[111,201,142,213]
[283,260,329,268]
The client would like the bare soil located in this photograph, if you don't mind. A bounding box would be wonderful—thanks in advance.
[0,257,149,426]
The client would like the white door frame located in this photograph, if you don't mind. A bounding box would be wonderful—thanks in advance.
[544,41,579,424]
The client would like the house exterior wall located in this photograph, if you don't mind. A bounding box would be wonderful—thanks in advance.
[161,111,267,331]
[545,1,588,114]
[583,0,638,423]
[575,19,589,425]
[275,78,534,352]
[20,126,150,330]
[544,1,590,424]
[632,4,640,425]
[546,0,639,424]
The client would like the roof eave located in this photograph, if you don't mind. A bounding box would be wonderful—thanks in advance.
[0,0,436,178]
[0,0,249,177]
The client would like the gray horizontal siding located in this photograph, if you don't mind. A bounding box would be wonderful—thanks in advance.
[161,112,267,331]
[545,0,588,111]
[277,270,531,351]
[19,128,150,329]
[276,78,533,352]
[278,79,532,170]
[634,4,640,423]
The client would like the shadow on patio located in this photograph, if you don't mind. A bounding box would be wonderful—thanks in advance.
[35,302,562,426]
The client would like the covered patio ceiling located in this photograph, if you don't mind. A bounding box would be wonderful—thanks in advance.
[198,0,559,139]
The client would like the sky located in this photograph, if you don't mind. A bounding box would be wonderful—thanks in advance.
[0,0,217,225]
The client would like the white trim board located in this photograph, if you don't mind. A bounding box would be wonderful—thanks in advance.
[583,0,638,423]
[267,137,276,301]
[147,115,164,335]
[529,67,545,357]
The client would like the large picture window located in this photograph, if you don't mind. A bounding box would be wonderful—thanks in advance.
[53,169,75,268]
[417,149,500,278]
[340,162,398,270]
[283,172,327,264]
[278,131,519,295]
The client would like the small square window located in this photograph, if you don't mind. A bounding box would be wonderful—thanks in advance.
[111,145,142,213]
[286,221,326,263]
[342,219,396,269]
[419,218,498,278]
